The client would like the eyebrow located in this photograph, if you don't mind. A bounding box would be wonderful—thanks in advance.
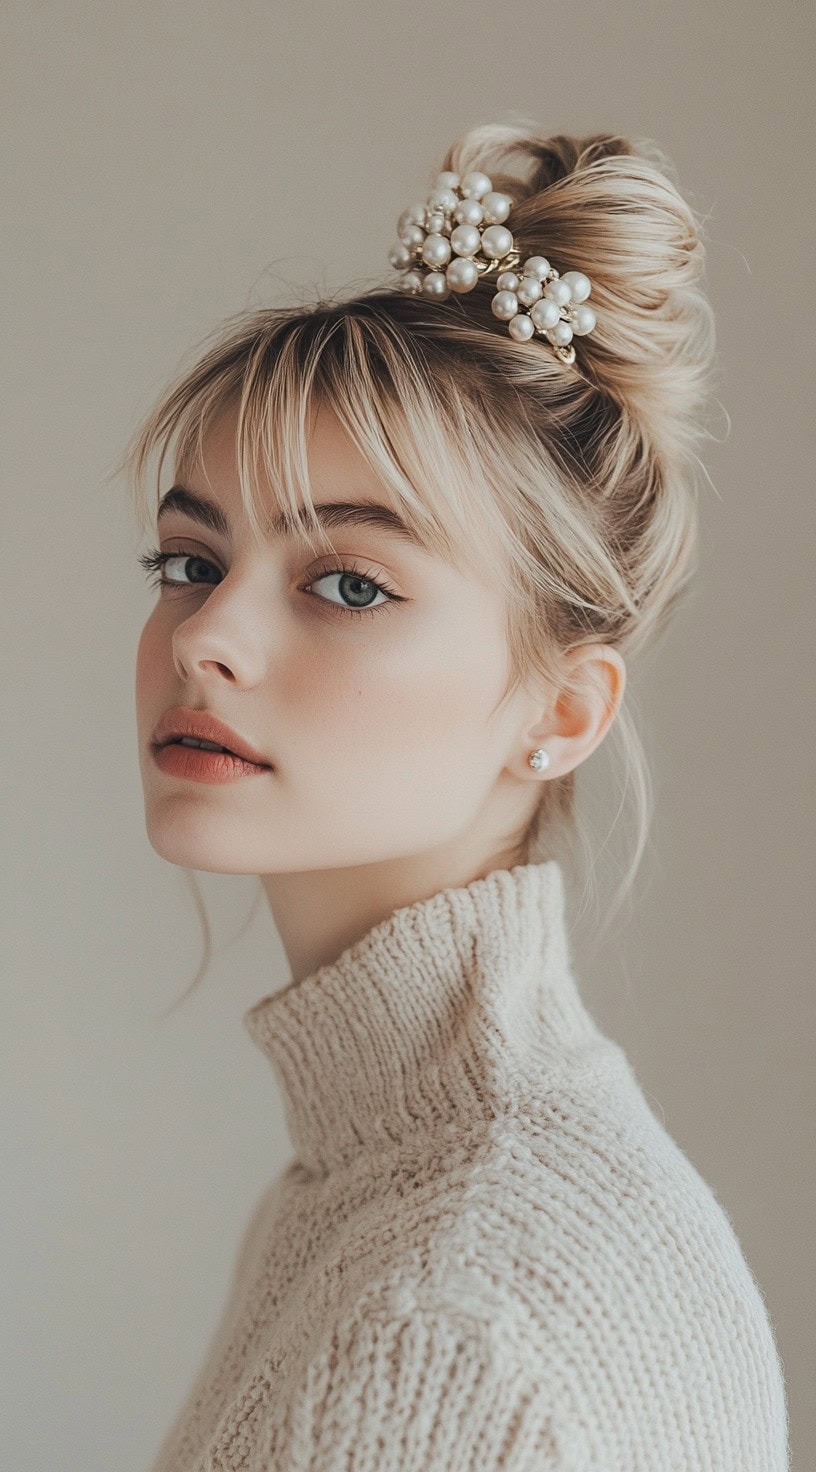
[156,485,428,549]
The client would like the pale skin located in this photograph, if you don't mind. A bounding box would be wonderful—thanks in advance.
[135,400,625,986]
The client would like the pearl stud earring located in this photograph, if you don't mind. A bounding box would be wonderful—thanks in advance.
[528,748,551,772]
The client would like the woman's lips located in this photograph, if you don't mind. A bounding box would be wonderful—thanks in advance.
[152,706,272,767]
[152,741,272,784]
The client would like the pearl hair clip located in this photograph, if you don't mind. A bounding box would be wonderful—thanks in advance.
[388,169,597,366]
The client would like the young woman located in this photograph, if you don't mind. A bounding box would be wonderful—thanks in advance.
[122,122,790,1470]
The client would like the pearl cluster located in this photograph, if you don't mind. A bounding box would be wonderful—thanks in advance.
[490,258,596,366]
[388,169,597,366]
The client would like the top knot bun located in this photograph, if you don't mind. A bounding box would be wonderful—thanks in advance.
[435,118,717,465]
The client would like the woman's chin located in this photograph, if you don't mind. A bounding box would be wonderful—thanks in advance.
[143,810,256,873]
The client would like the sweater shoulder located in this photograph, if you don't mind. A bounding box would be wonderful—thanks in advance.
[374,1040,754,1266]
[357,1043,790,1468]
[387,1040,781,1342]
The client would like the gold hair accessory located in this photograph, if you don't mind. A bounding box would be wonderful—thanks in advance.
[388,169,597,366]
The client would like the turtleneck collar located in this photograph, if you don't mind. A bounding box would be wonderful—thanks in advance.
[243,859,604,1176]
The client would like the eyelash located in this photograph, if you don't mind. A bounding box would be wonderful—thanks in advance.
[137,546,406,621]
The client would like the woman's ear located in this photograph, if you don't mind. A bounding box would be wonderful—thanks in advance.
[524,643,626,779]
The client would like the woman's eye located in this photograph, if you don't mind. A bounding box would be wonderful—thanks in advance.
[138,548,405,621]
[138,549,221,588]
[304,567,395,615]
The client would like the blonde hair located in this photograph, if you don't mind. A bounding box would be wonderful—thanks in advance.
[115,120,719,1006]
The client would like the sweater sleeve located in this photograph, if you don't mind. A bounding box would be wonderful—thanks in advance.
[257,1310,585,1472]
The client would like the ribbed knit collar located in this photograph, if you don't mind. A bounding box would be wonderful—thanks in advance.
[243,859,602,1176]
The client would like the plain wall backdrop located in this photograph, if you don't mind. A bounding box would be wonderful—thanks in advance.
[3,2,813,1468]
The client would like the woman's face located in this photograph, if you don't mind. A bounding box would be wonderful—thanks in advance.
[135,400,545,878]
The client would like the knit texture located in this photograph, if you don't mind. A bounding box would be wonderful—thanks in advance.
[149,860,790,1471]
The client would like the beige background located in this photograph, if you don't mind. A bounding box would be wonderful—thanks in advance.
[3,2,813,1468]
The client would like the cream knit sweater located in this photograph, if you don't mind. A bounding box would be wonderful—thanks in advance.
[149,860,790,1471]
